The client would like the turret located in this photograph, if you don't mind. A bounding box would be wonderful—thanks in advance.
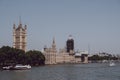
[24,25,27,30]
[13,24,16,29]
[52,37,56,49]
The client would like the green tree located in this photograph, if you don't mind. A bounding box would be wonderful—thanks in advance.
[26,50,45,66]
[0,46,25,66]
[0,46,45,67]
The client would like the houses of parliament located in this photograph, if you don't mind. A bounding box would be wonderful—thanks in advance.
[13,21,88,64]
[13,21,27,52]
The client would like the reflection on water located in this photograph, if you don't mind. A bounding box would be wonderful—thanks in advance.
[0,63,120,80]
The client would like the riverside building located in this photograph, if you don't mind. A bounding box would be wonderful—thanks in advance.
[12,21,88,64]
[13,21,27,51]
[43,36,88,64]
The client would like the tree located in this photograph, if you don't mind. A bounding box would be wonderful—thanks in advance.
[26,50,45,66]
[88,52,119,62]
[0,46,25,66]
[0,46,45,67]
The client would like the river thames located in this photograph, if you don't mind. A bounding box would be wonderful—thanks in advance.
[0,63,120,80]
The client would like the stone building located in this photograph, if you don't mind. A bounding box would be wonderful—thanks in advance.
[44,38,57,64]
[43,36,88,65]
[13,21,27,51]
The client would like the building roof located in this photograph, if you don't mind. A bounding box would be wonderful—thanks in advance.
[68,35,73,40]
[16,24,25,31]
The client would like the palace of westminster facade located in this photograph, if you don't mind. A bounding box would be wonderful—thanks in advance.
[13,21,88,64]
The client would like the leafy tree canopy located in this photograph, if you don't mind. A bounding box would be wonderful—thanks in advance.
[0,46,45,66]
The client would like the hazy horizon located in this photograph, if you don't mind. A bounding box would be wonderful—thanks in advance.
[0,0,120,54]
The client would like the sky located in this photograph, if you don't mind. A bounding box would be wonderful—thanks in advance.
[0,0,120,54]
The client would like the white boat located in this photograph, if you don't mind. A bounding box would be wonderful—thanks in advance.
[3,64,31,70]
[14,64,31,70]
[2,66,13,70]
[109,62,115,66]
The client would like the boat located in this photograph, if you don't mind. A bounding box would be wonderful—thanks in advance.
[2,66,13,70]
[109,62,115,66]
[13,64,31,70]
[2,64,31,70]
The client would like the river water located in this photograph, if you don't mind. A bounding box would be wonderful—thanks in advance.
[0,63,120,80]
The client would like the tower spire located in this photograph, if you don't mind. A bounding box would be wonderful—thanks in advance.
[53,37,55,44]
[19,16,21,24]
[52,37,56,49]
